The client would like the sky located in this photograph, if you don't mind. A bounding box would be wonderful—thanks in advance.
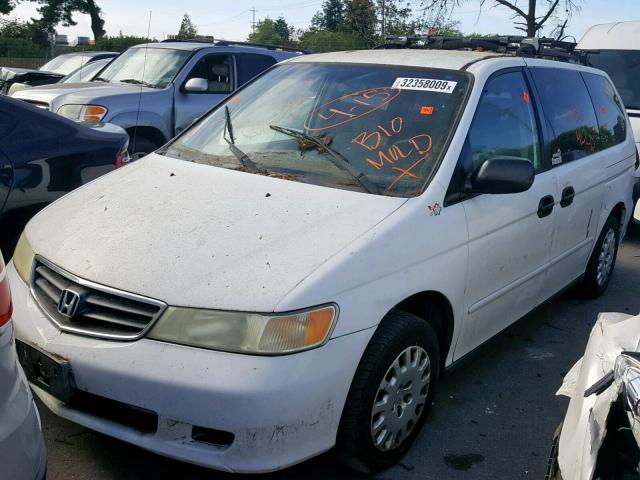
[5,0,639,42]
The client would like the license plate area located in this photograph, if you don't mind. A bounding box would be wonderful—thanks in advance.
[15,339,75,404]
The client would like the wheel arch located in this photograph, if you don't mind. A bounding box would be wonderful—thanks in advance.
[393,290,455,370]
[609,201,627,234]
[125,126,167,150]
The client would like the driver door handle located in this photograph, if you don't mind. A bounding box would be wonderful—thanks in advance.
[560,186,575,208]
[537,195,555,218]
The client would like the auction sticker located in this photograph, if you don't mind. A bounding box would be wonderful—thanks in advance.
[392,77,457,93]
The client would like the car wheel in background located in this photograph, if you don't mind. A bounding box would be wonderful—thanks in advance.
[128,135,159,160]
[579,215,620,298]
[335,310,440,473]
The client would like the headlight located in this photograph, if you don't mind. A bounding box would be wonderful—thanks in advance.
[57,104,108,122]
[148,304,337,355]
[615,353,640,416]
[13,232,34,284]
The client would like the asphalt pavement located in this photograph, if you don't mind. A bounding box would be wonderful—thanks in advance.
[39,231,640,480]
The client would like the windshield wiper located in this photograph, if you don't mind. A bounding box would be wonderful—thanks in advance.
[93,77,109,82]
[119,78,156,88]
[223,106,262,173]
[269,124,379,194]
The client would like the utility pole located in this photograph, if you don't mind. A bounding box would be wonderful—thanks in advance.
[250,7,257,34]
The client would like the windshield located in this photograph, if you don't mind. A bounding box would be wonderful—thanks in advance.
[161,63,470,197]
[41,54,94,75]
[95,47,190,88]
[585,50,640,110]
[62,58,109,83]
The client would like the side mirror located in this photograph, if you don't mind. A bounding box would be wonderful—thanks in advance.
[184,77,208,93]
[468,157,534,194]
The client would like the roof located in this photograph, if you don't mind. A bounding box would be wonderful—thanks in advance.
[132,42,208,51]
[287,49,502,70]
[56,51,118,58]
[578,21,640,50]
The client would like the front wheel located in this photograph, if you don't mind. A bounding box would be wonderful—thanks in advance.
[578,215,620,298]
[335,310,440,473]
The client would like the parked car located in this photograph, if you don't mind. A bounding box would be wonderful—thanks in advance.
[6,57,115,97]
[548,311,640,479]
[0,51,117,95]
[7,49,636,473]
[0,95,130,257]
[12,40,305,157]
[578,21,640,202]
[0,252,47,480]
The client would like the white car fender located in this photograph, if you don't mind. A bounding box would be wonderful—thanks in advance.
[557,312,640,480]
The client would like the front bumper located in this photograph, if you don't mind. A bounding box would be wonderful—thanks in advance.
[8,262,373,473]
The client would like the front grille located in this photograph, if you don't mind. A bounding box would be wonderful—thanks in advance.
[31,257,166,340]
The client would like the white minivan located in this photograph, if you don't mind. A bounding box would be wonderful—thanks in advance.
[7,49,636,473]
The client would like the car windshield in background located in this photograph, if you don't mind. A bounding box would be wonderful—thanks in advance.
[585,50,640,110]
[40,55,93,75]
[95,47,190,88]
[161,63,470,197]
[62,58,110,83]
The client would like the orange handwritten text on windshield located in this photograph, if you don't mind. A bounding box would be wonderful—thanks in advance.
[351,117,433,192]
[304,87,401,132]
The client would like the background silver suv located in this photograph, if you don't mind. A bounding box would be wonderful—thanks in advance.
[12,41,304,157]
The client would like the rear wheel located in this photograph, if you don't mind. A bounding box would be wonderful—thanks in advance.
[335,310,440,473]
[578,215,620,298]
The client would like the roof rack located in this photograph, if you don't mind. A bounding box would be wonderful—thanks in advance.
[162,36,308,54]
[375,35,581,63]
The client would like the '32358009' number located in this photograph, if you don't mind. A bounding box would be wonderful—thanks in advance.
[392,77,457,93]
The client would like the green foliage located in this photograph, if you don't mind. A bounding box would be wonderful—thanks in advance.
[248,17,294,46]
[298,29,367,52]
[94,35,150,52]
[178,13,197,38]
[344,0,377,46]
[312,0,345,32]
[0,0,16,15]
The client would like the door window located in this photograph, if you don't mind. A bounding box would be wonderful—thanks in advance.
[530,68,600,164]
[186,55,233,93]
[582,72,627,149]
[447,71,541,202]
[236,54,277,86]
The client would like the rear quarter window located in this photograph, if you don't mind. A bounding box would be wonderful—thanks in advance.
[236,53,277,86]
[530,68,600,164]
[581,72,627,149]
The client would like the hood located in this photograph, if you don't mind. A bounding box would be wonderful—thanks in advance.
[25,154,406,312]
[12,81,156,105]
[0,66,63,84]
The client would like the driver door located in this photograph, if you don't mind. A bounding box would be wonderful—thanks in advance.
[452,69,558,358]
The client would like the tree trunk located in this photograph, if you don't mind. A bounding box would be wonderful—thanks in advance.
[86,0,106,40]
[527,0,537,36]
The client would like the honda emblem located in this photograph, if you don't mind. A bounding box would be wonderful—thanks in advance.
[57,289,81,318]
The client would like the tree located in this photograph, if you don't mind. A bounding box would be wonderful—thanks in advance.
[248,17,294,46]
[0,0,16,15]
[298,28,367,52]
[310,0,346,32]
[421,0,582,37]
[345,0,377,45]
[178,13,197,38]
[34,0,107,40]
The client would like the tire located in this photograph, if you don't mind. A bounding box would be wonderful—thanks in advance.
[128,135,159,160]
[335,310,440,474]
[578,215,620,298]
